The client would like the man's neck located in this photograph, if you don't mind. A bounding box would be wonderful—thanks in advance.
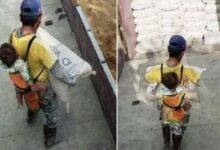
[20,26,37,36]
[166,57,180,67]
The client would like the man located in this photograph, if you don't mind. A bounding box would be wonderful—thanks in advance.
[146,35,200,84]
[145,35,202,150]
[10,0,74,148]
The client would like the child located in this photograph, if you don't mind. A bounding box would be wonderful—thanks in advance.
[155,72,191,150]
[0,43,43,109]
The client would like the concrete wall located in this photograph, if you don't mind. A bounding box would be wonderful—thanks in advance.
[117,35,126,79]
[118,48,125,79]
[60,0,116,140]
[118,0,137,59]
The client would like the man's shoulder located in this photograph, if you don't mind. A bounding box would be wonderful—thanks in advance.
[145,64,162,83]
[31,36,55,56]
[33,36,49,48]
[146,64,161,72]
[11,29,49,49]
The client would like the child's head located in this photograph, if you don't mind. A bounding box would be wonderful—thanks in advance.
[162,72,179,91]
[0,43,17,67]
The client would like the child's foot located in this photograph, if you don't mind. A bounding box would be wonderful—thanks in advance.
[18,104,23,109]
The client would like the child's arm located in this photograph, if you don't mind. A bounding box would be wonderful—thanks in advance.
[147,82,160,101]
[15,90,23,109]
[154,83,163,109]
[14,59,39,91]
[152,82,160,95]
[15,59,31,80]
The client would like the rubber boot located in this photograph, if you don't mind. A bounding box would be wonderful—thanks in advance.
[43,125,62,149]
[162,125,170,150]
[172,134,182,150]
[27,109,36,124]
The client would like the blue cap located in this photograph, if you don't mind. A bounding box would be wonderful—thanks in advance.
[168,35,186,53]
[20,0,42,17]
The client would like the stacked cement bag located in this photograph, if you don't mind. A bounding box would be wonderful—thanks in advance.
[153,0,183,38]
[181,0,205,45]
[205,2,220,31]
[131,0,163,53]
[160,6,185,49]
[203,0,220,50]
[156,0,182,11]
[131,0,220,54]
[183,8,206,39]
[203,0,217,4]
[131,0,184,53]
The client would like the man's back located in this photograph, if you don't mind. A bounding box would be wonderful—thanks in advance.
[11,29,57,82]
[145,63,201,84]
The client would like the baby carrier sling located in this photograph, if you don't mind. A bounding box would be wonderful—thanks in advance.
[10,31,43,111]
[160,63,185,122]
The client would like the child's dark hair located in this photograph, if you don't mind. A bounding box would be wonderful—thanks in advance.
[162,72,179,90]
[0,43,17,67]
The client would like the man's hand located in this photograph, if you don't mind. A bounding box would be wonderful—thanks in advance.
[67,77,77,87]
[183,100,191,111]
[31,82,46,92]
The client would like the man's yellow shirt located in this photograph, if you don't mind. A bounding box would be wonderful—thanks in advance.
[11,30,57,82]
[145,63,201,84]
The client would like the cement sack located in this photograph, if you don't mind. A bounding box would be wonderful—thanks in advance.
[137,33,163,42]
[37,27,94,81]
[182,66,206,102]
[135,24,160,33]
[156,0,181,11]
[132,8,159,18]
[146,82,201,102]
[146,83,158,101]
[131,0,154,10]
[134,16,158,25]
[37,27,94,113]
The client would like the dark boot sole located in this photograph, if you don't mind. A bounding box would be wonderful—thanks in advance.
[45,138,62,149]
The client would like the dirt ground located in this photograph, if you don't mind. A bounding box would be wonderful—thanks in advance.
[73,0,116,79]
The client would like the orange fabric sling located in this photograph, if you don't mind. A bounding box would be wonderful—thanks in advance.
[163,94,186,122]
[9,72,29,90]
[160,64,185,122]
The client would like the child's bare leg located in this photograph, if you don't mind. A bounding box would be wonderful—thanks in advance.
[15,90,23,108]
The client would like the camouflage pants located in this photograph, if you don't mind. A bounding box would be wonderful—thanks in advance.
[39,86,58,128]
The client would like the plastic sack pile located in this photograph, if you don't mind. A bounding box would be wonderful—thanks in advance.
[131,0,218,54]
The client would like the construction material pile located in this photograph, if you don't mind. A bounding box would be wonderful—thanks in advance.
[131,0,220,53]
